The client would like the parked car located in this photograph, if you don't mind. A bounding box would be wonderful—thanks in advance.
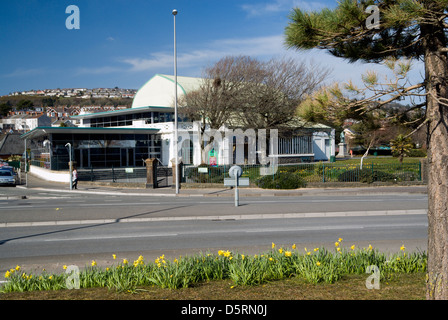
[0,169,15,186]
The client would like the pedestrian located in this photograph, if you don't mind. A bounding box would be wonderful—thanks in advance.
[72,168,78,189]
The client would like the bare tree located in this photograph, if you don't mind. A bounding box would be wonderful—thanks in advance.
[180,55,331,163]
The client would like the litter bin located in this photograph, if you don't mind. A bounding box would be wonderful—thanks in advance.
[330,156,336,163]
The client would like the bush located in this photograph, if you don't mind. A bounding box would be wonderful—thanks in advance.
[337,168,397,183]
[407,149,427,158]
[256,172,307,189]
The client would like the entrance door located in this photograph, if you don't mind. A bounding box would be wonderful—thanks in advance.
[121,148,135,167]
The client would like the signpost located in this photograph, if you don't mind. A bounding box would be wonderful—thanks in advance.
[224,166,249,207]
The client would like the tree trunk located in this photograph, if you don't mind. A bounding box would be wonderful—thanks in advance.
[422,21,448,300]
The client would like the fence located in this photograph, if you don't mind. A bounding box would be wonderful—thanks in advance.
[183,161,423,185]
[77,167,147,183]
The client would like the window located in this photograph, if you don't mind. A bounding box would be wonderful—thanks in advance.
[278,135,312,155]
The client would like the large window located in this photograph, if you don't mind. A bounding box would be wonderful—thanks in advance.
[278,135,313,155]
[90,111,174,127]
[47,133,161,169]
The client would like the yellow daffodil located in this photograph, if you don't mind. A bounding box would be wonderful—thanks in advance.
[278,248,283,254]
[4,270,10,278]
[292,244,296,249]
[285,251,292,257]
[316,261,321,266]
[91,260,97,267]
[338,238,343,242]
[400,245,406,251]
[307,251,311,256]
[351,245,356,250]
[123,258,128,265]
[63,265,67,270]
[335,242,339,247]
[15,265,21,271]
[272,242,276,249]
[218,250,224,256]
[314,248,319,252]
[112,254,117,260]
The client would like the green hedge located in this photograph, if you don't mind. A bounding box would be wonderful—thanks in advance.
[256,172,307,189]
[337,168,397,183]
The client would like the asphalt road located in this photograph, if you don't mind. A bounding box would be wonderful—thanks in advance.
[0,186,428,274]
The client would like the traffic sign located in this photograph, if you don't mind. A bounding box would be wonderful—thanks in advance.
[224,177,249,187]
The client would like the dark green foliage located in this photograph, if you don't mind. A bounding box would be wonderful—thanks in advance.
[337,168,396,183]
[256,172,307,189]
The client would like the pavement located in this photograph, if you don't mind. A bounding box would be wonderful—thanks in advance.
[8,173,428,199]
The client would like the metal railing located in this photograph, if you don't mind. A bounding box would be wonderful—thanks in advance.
[77,167,147,183]
[183,161,422,185]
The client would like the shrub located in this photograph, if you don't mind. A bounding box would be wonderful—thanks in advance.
[337,168,396,183]
[256,172,307,189]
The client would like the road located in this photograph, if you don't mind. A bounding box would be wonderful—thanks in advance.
[0,186,428,274]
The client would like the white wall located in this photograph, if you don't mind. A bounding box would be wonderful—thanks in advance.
[30,165,70,183]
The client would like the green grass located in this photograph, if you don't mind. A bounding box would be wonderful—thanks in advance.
[0,242,427,299]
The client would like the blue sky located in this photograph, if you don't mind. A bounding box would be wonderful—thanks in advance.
[0,0,423,97]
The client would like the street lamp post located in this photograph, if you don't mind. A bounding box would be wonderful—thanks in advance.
[173,9,179,195]
[65,143,72,190]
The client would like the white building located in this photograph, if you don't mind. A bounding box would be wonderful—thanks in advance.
[21,74,335,175]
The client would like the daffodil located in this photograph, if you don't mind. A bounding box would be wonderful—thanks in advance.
[292,244,296,250]
[15,265,21,271]
[112,254,117,260]
[316,261,321,266]
[400,245,406,251]
[272,242,276,249]
[278,248,283,254]
[313,248,319,252]
[4,270,10,278]
[335,242,340,247]
[285,251,292,257]
[351,245,356,250]
[123,258,128,265]
[338,238,343,242]
[63,265,67,270]
[91,260,97,267]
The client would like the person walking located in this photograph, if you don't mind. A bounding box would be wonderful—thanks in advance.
[72,168,78,189]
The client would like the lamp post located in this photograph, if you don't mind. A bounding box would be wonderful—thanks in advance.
[65,143,72,190]
[173,9,179,195]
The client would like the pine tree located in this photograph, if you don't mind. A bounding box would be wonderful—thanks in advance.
[285,0,448,299]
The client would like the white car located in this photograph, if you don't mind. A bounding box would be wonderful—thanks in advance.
[0,169,15,186]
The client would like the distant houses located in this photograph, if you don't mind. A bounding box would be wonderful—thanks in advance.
[8,88,136,99]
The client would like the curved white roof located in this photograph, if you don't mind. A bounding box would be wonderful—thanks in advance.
[131,74,203,109]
